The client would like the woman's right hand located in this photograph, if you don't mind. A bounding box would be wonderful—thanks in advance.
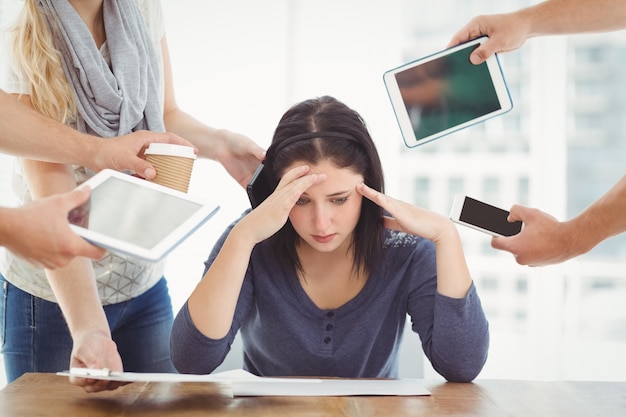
[184,165,326,341]
[235,165,326,244]
[69,330,126,393]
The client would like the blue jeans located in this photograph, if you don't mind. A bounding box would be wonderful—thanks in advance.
[0,274,175,384]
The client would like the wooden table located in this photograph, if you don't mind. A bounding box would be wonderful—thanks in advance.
[0,373,624,416]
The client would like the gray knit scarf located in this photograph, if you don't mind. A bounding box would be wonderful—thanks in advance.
[38,0,164,136]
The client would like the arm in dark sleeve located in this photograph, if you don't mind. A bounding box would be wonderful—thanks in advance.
[405,239,489,382]
[411,281,489,382]
[170,211,252,374]
[430,284,489,382]
[170,302,235,374]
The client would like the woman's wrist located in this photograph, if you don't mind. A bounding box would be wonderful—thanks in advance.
[230,220,262,250]
[196,128,229,162]
[431,219,462,247]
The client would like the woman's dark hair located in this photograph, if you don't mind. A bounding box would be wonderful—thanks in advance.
[266,96,385,277]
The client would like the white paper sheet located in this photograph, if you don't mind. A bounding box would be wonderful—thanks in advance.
[56,368,431,396]
[232,378,430,396]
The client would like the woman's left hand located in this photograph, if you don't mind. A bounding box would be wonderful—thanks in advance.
[358,183,472,298]
[357,183,454,243]
[212,130,266,188]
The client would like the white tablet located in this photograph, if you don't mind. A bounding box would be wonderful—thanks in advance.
[69,169,220,262]
[383,36,513,148]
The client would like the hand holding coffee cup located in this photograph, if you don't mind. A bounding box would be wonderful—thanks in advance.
[144,144,196,193]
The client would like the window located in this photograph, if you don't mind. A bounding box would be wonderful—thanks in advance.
[413,177,430,208]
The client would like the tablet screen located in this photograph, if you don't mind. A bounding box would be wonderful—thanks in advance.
[395,44,500,141]
[384,37,512,148]
[84,176,202,250]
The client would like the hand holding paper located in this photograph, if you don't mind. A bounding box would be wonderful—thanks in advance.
[59,368,431,397]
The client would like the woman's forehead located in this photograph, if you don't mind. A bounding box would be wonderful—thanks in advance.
[284,160,362,176]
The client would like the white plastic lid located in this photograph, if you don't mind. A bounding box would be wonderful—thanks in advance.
[145,143,196,159]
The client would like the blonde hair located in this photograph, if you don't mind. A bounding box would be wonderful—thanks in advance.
[10,0,76,123]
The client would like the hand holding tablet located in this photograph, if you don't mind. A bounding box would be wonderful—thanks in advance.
[68,169,220,261]
[384,36,513,148]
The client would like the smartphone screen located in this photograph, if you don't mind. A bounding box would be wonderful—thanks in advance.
[454,196,522,237]
[246,164,275,208]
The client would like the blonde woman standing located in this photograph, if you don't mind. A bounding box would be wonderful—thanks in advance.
[0,0,264,393]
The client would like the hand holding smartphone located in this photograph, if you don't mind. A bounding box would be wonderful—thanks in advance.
[449,195,522,237]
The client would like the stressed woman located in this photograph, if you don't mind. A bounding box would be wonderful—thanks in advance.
[171,96,489,382]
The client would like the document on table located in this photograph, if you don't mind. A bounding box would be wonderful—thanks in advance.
[57,368,431,396]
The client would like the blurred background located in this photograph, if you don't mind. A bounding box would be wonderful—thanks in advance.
[1,0,625,388]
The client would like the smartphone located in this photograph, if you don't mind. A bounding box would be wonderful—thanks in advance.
[449,195,522,237]
[246,163,275,208]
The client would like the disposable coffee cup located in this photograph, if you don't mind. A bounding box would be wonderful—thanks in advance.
[144,143,196,193]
